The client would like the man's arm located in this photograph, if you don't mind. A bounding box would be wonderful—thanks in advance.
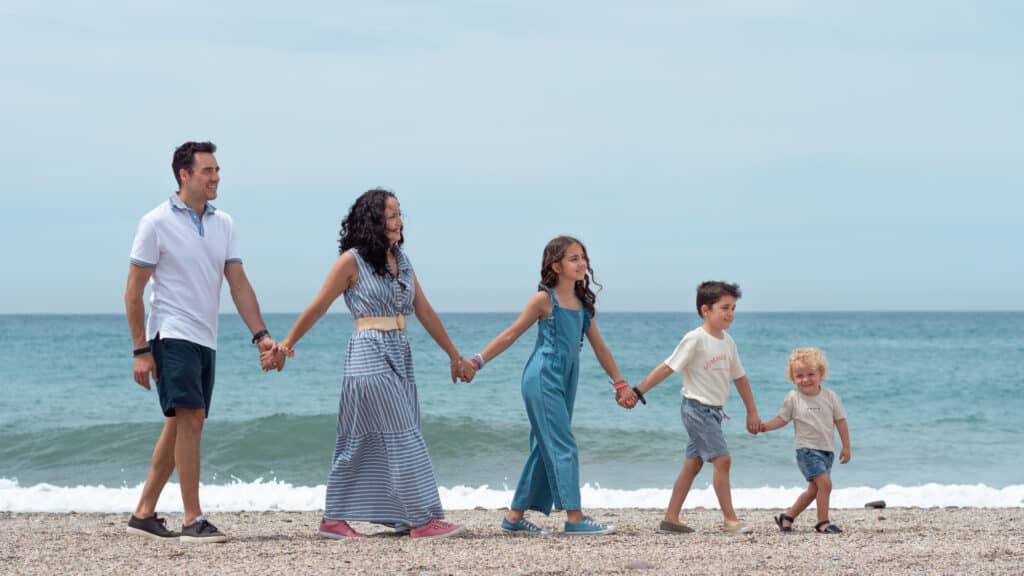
[125,264,156,389]
[224,262,278,369]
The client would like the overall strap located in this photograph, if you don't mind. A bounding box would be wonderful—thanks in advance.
[538,284,559,310]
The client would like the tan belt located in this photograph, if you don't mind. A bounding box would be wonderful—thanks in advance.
[354,315,406,332]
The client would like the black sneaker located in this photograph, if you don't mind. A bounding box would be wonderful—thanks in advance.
[180,516,228,543]
[126,514,179,540]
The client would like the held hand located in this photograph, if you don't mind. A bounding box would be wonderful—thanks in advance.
[133,353,157,390]
[458,359,477,383]
[746,413,762,435]
[258,338,285,372]
[615,386,637,409]
[840,446,851,464]
[449,358,462,384]
[263,340,294,372]
[759,422,768,433]
[260,348,281,371]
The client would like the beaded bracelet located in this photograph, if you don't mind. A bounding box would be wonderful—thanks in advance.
[470,353,485,371]
[611,379,628,391]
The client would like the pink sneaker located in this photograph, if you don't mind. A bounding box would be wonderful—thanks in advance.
[409,518,465,540]
[318,519,364,539]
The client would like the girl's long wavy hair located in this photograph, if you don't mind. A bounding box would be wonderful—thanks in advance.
[539,235,600,317]
[338,188,402,277]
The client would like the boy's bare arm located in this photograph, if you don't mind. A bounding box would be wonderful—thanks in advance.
[836,418,851,463]
[635,363,675,395]
[733,375,761,434]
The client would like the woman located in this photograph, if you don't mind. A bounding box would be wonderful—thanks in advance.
[268,188,474,539]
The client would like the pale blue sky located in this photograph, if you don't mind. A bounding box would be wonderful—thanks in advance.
[1,1,1020,313]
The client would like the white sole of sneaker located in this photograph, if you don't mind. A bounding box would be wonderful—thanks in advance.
[410,526,466,540]
[180,534,228,544]
[564,527,616,536]
[501,529,550,537]
[318,531,361,540]
[125,526,178,541]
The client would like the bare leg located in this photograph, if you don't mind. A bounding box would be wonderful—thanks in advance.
[664,457,703,524]
[710,455,740,525]
[565,509,583,523]
[133,417,178,518]
[813,474,833,526]
[784,481,818,528]
[175,408,205,525]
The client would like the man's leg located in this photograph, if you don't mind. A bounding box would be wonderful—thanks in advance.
[133,417,177,518]
[175,407,205,526]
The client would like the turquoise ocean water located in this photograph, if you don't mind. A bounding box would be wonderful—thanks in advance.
[1,312,1022,511]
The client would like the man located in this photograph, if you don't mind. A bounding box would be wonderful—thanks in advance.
[125,141,280,543]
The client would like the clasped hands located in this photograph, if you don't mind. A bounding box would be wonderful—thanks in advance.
[615,385,640,409]
[451,357,476,384]
[259,339,292,372]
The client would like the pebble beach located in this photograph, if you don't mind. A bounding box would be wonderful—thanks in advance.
[3,507,1022,575]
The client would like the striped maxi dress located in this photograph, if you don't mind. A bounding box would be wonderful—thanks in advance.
[324,247,444,528]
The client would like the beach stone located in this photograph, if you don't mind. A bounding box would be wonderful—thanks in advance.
[865,500,886,509]
[625,561,657,570]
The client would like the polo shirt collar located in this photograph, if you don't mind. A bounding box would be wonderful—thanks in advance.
[169,194,217,215]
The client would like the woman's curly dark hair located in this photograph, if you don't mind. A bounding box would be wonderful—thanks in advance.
[540,235,601,317]
[339,188,403,277]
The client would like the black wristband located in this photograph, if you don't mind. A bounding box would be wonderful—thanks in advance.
[133,346,151,357]
[251,329,270,345]
[632,386,647,405]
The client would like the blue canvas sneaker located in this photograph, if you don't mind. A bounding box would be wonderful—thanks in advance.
[564,516,614,535]
[501,516,549,536]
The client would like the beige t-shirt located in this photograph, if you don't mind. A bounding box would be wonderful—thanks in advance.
[777,387,847,452]
[664,327,746,407]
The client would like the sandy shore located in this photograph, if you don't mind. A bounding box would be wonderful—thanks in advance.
[2,508,1022,575]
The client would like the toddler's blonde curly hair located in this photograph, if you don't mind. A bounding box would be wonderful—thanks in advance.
[786,348,829,382]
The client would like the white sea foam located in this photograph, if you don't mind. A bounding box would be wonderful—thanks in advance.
[2,478,1022,512]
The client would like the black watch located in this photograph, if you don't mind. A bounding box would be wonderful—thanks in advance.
[251,329,270,345]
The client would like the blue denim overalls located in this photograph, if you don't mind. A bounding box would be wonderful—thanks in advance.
[510,285,591,514]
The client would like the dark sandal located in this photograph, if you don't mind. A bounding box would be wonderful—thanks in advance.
[815,520,842,534]
[774,514,794,533]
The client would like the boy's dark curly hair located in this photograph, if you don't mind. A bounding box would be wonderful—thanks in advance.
[338,188,403,277]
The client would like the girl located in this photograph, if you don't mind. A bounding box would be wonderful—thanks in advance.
[267,188,475,540]
[468,236,634,536]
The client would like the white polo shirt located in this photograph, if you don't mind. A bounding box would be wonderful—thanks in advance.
[129,195,241,350]
[664,327,746,406]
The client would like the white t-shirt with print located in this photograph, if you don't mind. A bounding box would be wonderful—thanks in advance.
[664,327,746,407]
[777,387,847,452]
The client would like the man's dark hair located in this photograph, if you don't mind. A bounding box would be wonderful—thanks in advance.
[696,281,742,317]
[172,141,217,187]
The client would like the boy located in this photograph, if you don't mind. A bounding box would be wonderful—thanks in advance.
[760,348,850,534]
[626,281,760,534]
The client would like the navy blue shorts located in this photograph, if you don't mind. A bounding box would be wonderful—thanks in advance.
[796,448,834,481]
[151,336,216,418]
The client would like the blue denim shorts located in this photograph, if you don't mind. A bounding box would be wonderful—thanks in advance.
[681,398,729,461]
[796,448,834,481]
